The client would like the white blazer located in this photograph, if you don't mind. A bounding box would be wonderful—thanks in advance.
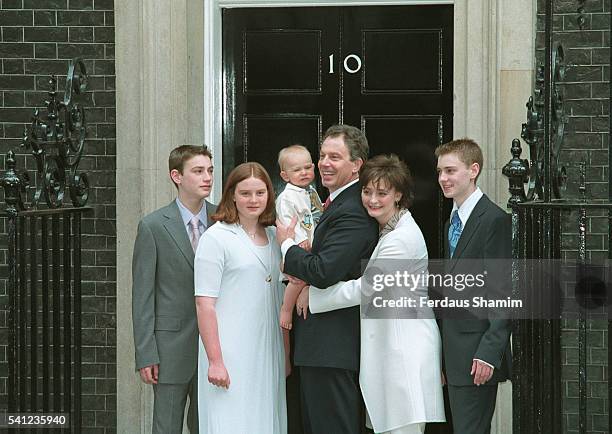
[309,211,445,432]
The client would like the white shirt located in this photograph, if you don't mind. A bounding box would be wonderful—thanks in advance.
[276,183,322,245]
[329,178,359,201]
[176,198,207,239]
[450,187,483,226]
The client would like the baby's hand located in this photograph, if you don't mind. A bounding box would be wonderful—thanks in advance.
[297,239,311,252]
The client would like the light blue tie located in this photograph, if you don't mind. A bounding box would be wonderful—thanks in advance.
[448,210,462,258]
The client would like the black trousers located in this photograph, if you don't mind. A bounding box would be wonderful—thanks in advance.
[447,384,498,434]
[299,366,361,434]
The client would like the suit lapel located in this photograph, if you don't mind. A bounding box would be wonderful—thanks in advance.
[449,195,489,271]
[315,203,334,230]
[162,201,194,269]
[443,221,450,259]
[314,182,359,235]
[205,200,216,228]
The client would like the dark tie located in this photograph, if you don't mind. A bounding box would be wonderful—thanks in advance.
[323,196,331,211]
[448,210,462,258]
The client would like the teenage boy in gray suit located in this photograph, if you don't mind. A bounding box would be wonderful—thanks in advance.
[132,145,216,434]
[436,138,512,434]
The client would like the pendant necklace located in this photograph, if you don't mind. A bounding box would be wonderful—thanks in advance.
[239,223,257,239]
[240,222,272,282]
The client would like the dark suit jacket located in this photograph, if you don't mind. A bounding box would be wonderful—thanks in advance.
[132,200,216,384]
[441,194,512,386]
[284,182,378,371]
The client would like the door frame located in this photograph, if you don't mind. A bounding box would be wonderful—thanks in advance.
[205,0,501,202]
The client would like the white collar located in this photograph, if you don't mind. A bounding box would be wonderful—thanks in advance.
[176,198,207,227]
[396,210,413,227]
[329,178,359,202]
[451,187,483,226]
[216,221,273,236]
[284,183,310,193]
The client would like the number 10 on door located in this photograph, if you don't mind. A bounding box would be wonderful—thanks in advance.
[328,54,362,74]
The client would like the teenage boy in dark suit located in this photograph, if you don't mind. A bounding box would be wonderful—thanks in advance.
[436,138,512,434]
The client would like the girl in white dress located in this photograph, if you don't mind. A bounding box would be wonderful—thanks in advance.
[194,162,288,434]
[298,154,445,434]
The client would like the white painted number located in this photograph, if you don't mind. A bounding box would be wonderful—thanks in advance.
[343,54,362,74]
[328,54,362,74]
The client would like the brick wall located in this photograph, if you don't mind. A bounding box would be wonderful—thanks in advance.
[535,0,610,432]
[0,0,116,432]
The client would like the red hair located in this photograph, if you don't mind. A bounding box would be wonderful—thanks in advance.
[212,162,276,226]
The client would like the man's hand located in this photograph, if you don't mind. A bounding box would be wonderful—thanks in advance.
[297,239,311,251]
[471,359,494,386]
[139,364,159,384]
[296,286,310,320]
[275,216,297,246]
[208,361,230,389]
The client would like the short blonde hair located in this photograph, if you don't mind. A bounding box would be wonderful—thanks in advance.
[277,144,311,171]
[435,138,484,182]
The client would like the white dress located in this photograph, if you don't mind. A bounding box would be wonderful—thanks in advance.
[194,222,287,434]
[309,211,445,433]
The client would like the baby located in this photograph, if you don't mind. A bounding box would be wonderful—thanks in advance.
[276,144,324,330]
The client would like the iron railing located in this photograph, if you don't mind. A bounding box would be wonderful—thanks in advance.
[0,58,91,433]
[503,1,612,432]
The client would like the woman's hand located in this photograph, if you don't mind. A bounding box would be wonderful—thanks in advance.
[286,274,306,287]
[296,286,310,320]
[197,297,229,389]
[208,361,230,389]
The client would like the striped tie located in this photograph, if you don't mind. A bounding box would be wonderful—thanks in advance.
[189,216,200,252]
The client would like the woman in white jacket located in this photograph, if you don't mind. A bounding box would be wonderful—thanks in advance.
[301,154,445,434]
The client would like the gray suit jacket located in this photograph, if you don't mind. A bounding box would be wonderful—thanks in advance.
[132,200,216,384]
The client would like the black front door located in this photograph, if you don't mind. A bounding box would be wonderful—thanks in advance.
[223,7,453,433]
[223,5,453,259]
